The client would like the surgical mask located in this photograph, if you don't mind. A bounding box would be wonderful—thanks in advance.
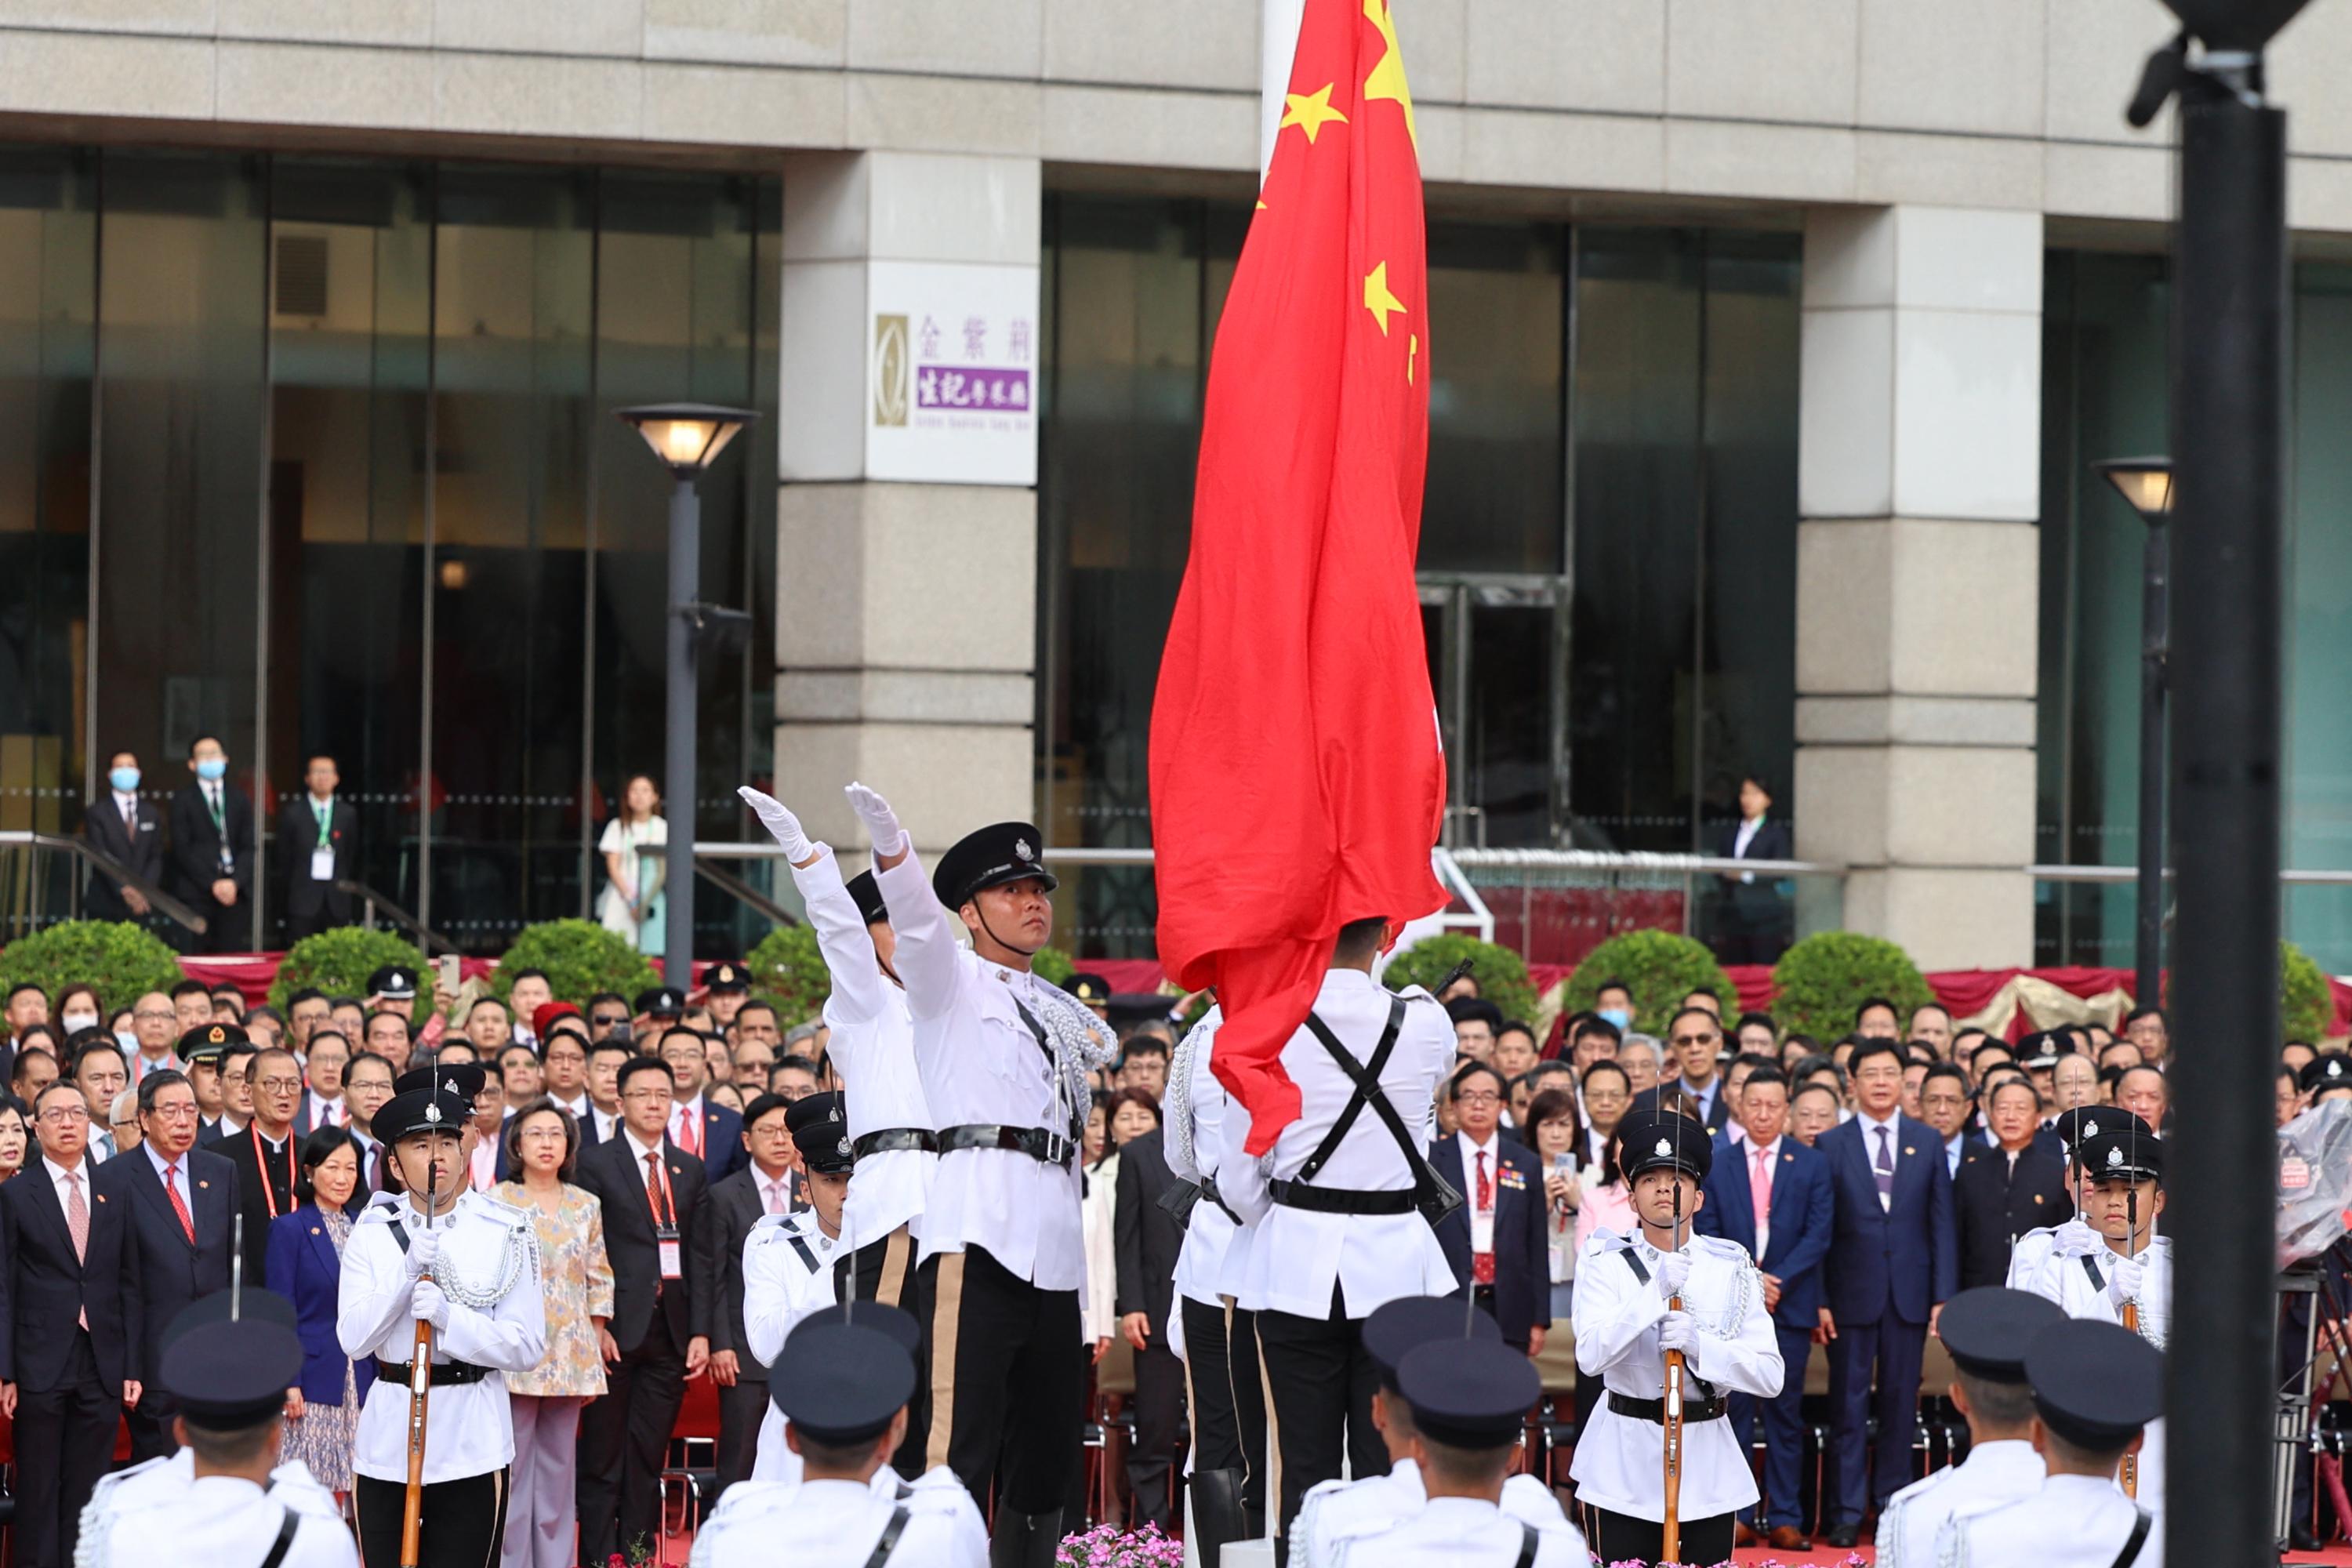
[114,1029,138,1053]
[195,757,227,782]
[1599,1007,1633,1031]
[60,1012,97,1034]
[108,766,140,794]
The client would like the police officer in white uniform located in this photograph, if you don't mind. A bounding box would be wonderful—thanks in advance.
[745,1094,854,1483]
[92,1294,355,1568]
[2002,1106,2126,1288]
[1875,1286,2068,1568]
[1569,1108,1784,1566]
[855,782,1117,1564]
[1330,1338,1588,1567]
[337,1077,547,1568]
[1294,1296,1571,1568]
[692,1316,985,1568]
[1215,916,1459,1545]
[1936,1319,2161,1568]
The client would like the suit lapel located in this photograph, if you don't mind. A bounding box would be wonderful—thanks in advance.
[127,1158,189,1250]
[305,1211,338,1276]
[27,1163,77,1270]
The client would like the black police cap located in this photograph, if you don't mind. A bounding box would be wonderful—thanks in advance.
[789,1301,921,1359]
[931,822,1057,909]
[177,1020,245,1067]
[1065,972,1112,1006]
[787,1091,852,1174]
[785,1090,845,1136]
[771,1321,916,1445]
[1615,1109,1714,1185]
[366,965,418,1000]
[635,986,687,1017]
[1395,1338,1539,1450]
[845,870,889,927]
[164,1317,305,1428]
[2302,1054,2352,1094]
[1935,1287,2067,1385]
[2025,1318,2164,1450]
[2050,1107,2151,1158]
[396,1062,486,1102]
[162,1285,298,1355]
[1363,1294,1500,1392]
[377,1086,474,1145]
[2080,1128,2164,1185]
[704,962,751,993]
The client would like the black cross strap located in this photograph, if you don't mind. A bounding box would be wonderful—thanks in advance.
[2110,1507,2152,1568]
[788,1232,821,1272]
[259,1508,300,1568]
[1510,1521,1540,1568]
[2081,1254,2105,1293]
[861,1504,911,1568]
[1296,999,1408,1185]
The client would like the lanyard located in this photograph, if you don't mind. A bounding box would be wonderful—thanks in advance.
[312,800,332,850]
[641,1145,677,1231]
[206,786,223,831]
[251,1126,296,1221]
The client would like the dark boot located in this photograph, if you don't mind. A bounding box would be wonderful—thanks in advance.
[1191,1468,1249,1565]
[989,1506,1065,1568]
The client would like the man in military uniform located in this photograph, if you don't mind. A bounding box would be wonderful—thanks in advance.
[1937,1319,2161,1567]
[1569,1108,1784,1566]
[744,1093,855,1483]
[336,1078,547,1568]
[1875,1286,2067,1568]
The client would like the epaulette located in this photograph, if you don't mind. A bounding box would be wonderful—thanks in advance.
[1392,984,1440,1004]
[470,1191,532,1227]
[1580,1227,1634,1259]
[355,1202,401,1225]
[1690,1234,1756,1266]
[749,1211,794,1238]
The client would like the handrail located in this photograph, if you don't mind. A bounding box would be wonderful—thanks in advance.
[0,829,209,934]
[333,878,459,956]
[1446,847,1846,878]
[2033,862,2352,887]
[694,860,799,928]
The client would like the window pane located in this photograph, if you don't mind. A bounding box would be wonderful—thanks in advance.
[1422,221,1564,575]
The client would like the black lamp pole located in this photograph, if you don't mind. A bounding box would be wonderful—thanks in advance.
[2092,458,2173,1014]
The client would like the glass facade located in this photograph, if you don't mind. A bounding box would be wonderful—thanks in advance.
[0,148,779,953]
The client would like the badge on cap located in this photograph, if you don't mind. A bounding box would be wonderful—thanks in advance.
[2082,1117,2098,1138]
[1015,838,1034,862]
[424,1102,442,1124]
[209,1025,225,1043]
[2108,1146,2124,1167]
[1653,1138,1672,1158]
[836,1137,851,1158]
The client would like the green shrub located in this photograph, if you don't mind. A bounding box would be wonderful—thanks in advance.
[0,920,184,1011]
[1385,934,1539,1025]
[492,920,660,1013]
[1561,931,1737,1036]
[746,925,832,1027]
[270,927,429,1011]
[1770,931,1933,1042]
[2283,939,2335,1043]
[1033,946,1076,987]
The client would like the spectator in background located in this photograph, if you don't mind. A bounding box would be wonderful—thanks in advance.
[1112,1104,1187,1534]
[1448,997,1502,1063]
[597,774,668,956]
[265,1126,370,1504]
[361,1010,414,1076]
[13,1044,59,1109]
[5,982,49,1052]
[0,1094,28,1183]
[1714,771,1793,963]
[83,750,162,925]
[1955,1076,2070,1290]
[211,985,247,1021]
[126,993,177,1084]
[1118,1033,1172,1102]
[242,1005,283,1050]
[69,1043,127,1163]
[586,992,632,1044]
[1734,1012,1778,1057]
[295,1030,349,1133]
[1618,1035,1662,1097]
[1577,1059,1631,1171]
[107,1089,140,1156]
[1909,1004,1954,1058]
[2051,1051,2100,1119]
[285,989,331,1054]
[701,964,752,1034]
[466,996,515,1058]
[1523,1087,1583,1322]
[1853,997,1900,1040]
[768,1054,820,1102]
[1682,986,1723,1019]
[2115,1065,2169,1131]
[499,1043,544,1105]
[733,1003,782,1068]
[1491,1020,1540,1084]
[2125,1006,2169,1067]
[276,753,356,942]
[506,971,554,1049]
[221,1045,303,1281]
[1514,1059,1573,1127]
[340,1051,395,1193]
[169,980,212,1036]
[2279,1065,2305,1127]
[583,1040,631,1144]
[1900,1058,1929,1123]
[1431,1063,1548,1354]
[1080,1094,1124,1373]
[168,734,255,953]
[1569,1014,1620,1076]
[659,1027,745,1183]
[1591,978,1635,1033]
[1920,1063,1975,1176]
[543,1027,592,1126]
[1635,1007,1731,1135]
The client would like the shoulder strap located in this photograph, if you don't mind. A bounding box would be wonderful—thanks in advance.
[1510,1521,1540,1568]
[258,1509,299,1568]
[2109,1508,2153,1568]
[860,1504,911,1568]
[787,1233,820,1272]
[1296,998,1409,1183]
[385,1219,409,1255]
[2080,1253,2105,1293]
[1619,1247,1650,1287]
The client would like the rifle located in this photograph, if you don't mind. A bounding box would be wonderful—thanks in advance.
[1662,1172,1686,1563]
[2121,1119,2141,1499]
[401,1138,440,1568]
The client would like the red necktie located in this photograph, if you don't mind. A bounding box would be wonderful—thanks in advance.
[1751,1146,1773,1237]
[163,1163,196,1244]
[1472,1150,1496,1286]
[675,1106,700,1157]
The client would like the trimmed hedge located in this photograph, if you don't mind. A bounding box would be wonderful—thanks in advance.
[2283,939,2335,1044]
[1561,931,1737,1037]
[270,927,429,1011]
[1769,931,1933,1042]
[1385,934,1539,1025]
[0,920,183,1011]
[492,920,659,1012]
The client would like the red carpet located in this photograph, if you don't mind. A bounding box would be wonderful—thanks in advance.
[1719,1541,2352,1566]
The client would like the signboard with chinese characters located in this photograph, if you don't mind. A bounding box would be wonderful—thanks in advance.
[866,260,1039,486]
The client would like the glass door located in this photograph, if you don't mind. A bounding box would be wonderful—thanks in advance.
[1420,575,1566,848]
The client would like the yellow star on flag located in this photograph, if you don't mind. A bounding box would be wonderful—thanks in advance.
[1363,0,1417,154]
[1281,82,1349,146]
[1363,262,1406,336]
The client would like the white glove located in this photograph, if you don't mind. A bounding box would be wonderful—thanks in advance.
[411,1278,449,1330]
[2107,1254,2144,1307]
[737,786,815,862]
[844,782,907,857]
[1656,1249,1693,1298]
[1657,1309,1697,1355]
[404,1229,439,1280]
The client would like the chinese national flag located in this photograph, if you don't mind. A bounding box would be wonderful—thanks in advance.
[1148,0,1445,1155]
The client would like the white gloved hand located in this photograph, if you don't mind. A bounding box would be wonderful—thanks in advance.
[737,787,815,862]
[411,1278,450,1330]
[2107,1254,2144,1307]
[1657,1309,1697,1355]
[844,782,907,857]
[404,1229,439,1280]
[1656,1249,1693,1298]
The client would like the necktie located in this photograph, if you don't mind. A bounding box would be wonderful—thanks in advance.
[65,1171,89,1329]
[1873,1125,1896,1203]
[1472,1151,1496,1286]
[205,786,223,831]
[645,1151,668,1224]
[1751,1145,1773,1236]
[765,1178,785,1215]
[163,1163,196,1244]
[675,1106,700,1157]
[122,800,134,832]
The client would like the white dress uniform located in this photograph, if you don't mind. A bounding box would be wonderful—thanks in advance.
[1566,1230,1784,1523]
[76,1450,341,1568]
[1294,1457,1569,1568]
[2009,1232,2170,1513]
[1164,1009,1241,1341]
[792,846,931,1254]
[1937,1473,2161,1568]
[2004,1216,2098,1289]
[743,1207,843,1484]
[690,1467,985,1568]
[1327,1496,1589,1567]
[96,1475,357,1568]
[1876,1439,2047,1568]
[336,1189,548,1485]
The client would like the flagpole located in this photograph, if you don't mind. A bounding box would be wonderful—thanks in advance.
[1259,0,1308,180]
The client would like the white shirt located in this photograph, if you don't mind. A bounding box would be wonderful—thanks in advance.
[671,1094,706,1156]
[1457,1130,1504,1258]
[1164,1014,1242,1312]
[141,1142,193,1216]
[1331,1495,1588,1568]
[1733,816,1762,858]
[76,1449,341,1568]
[303,1091,345,1130]
[1940,1472,2161,1568]
[1878,1439,2046,1568]
[752,1163,796,1218]
[621,1127,669,1200]
[551,1092,590,1123]
[47,1154,91,1212]
[794,847,932,1250]
[742,1209,841,1485]
[1857,1108,1901,1211]
[1293,1456,1570,1568]
[97,1475,355,1568]
[690,1469,985,1568]
[590,1105,620,1143]
[2009,1231,2169,1513]
[111,789,140,826]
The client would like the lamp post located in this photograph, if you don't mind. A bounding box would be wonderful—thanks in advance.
[616,402,760,980]
[2091,456,2173,1016]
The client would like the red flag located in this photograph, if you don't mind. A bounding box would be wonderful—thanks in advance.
[1149,0,1446,1155]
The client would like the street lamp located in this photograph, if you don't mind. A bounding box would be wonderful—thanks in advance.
[617,402,761,979]
[2091,456,2173,1018]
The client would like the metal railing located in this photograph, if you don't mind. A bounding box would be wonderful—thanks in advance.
[0,829,209,935]
[332,877,459,956]
[2032,863,2352,886]
[693,860,797,928]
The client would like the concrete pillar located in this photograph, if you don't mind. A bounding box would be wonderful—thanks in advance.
[774,151,1041,853]
[1793,205,2042,969]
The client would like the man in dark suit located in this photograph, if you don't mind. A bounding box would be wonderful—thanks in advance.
[690,1091,789,1500]
[276,753,358,942]
[1113,1124,1189,1532]
[0,1080,129,1568]
[1955,1076,2073,1290]
[1815,1037,1958,1547]
[1631,1005,1735,1137]
[339,1048,397,1196]
[656,1025,746,1184]
[575,1056,710,1564]
[1428,1063,1549,1354]
[82,750,165,925]
[166,735,255,953]
[89,1066,238,1461]
[1695,1065,1833,1552]
[215,1045,303,1283]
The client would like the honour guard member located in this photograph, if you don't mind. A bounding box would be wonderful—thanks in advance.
[1569,1109,1784,1566]
[857,782,1117,1562]
[90,1297,355,1568]
[1334,1337,1589,1566]
[2009,1123,2169,1514]
[337,1078,546,1568]
[691,1313,985,1568]
[744,1093,855,1483]
[2004,1108,2140,1288]
[1215,918,1459,1545]
[1936,1319,2161,1567]
[1875,1286,2067,1568]
[1293,1296,1570,1568]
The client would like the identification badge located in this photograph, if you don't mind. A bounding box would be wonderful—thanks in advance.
[310,847,336,880]
[658,1227,683,1279]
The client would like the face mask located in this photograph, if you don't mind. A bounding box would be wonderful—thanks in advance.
[108,767,140,794]
[1599,1007,1633,1031]
[195,758,227,782]
[60,1013,97,1034]
[114,1029,138,1053]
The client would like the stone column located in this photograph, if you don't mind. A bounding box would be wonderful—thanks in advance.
[1793,204,2043,969]
[773,151,1041,852]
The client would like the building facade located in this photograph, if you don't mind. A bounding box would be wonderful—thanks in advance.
[0,2,2347,969]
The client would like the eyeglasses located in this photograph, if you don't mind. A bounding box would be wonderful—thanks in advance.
[145,1103,198,1120]
[254,1077,303,1094]
[1454,1091,1502,1106]
[518,1126,568,1142]
[1670,1034,1717,1047]
[133,1009,175,1022]
[39,1106,88,1125]
[622,1089,672,1104]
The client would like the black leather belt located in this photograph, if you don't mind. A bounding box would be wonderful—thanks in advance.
[853,1128,939,1158]
[1610,1389,1726,1425]
[938,1123,1076,1167]
[1266,1178,1415,1216]
[376,1356,492,1387]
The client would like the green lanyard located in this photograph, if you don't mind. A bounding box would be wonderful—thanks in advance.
[205,786,223,833]
[313,798,332,849]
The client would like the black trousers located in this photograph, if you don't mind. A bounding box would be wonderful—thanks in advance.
[124,1396,179,1466]
[285,898,352,943]
[919,1244,1082,1516]
[713,1375,768,1499]
[356,1469,510,1568]
[1256,1286,1385,1544]
[837,1222,931,1479]
[575,1324,687,1563]
[1180,1295,1266,1515]
[16,1334,118,1568]
[1127,1332,1186,1531]
[1584,1504,1733,1567]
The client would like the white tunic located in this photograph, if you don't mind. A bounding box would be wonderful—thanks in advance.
[77,1451,340,1568]
[1330,1495,1590,1567]
[876,851,1097,1290]
[1567,1231,1784,1523]
[690,1469,985,1568]
[744,1207,843,1485]
[336,1190,547,1485]
[2009,1231,2170,1514]
[794,847,932,1251]
[1939,1472,2160,1568]
[1877,1439,2046,1568]
[1217,971,1457,1319]
[98,1475,357,1568]
[1163,1011,1242,1316]
[1294,1456,1571,1568]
